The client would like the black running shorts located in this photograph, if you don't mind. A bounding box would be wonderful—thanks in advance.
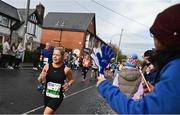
[44,95,63,111]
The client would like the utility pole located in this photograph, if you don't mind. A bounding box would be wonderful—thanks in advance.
[116,29,123,62]
[56,20,64,47]
[59,28,62,47]
[109,39,112,45]
[22,0,30,62]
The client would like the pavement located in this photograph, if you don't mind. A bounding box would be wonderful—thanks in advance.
[20,62,33,68]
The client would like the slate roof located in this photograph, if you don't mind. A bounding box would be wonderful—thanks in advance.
[43,12,95,31]
[0,0,20,21]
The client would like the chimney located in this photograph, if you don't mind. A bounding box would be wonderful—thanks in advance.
[36,2,45,25]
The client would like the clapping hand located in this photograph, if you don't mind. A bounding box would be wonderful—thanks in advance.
[91,44,113,75]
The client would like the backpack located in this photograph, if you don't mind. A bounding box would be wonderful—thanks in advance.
[118,68,142,97]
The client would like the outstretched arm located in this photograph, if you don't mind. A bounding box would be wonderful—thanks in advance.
[63,67,75,92]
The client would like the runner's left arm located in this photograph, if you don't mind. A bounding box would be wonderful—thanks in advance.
[63,67,75,91]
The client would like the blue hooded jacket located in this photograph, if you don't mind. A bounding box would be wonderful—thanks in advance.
[98,58,180,114]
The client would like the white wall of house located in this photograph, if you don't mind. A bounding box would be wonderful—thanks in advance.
[0,14,11,36]
[34,25,41,43]
[13,17,42,50]
[16,24,25,38]
[26,21,41,43]
[0,26,10,35]
[0,15,18,44]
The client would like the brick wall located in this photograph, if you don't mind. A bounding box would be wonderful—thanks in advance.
[41,29,85,55]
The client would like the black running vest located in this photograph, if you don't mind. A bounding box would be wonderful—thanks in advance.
[45,64,66,97]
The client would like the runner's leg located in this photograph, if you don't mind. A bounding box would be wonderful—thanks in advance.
[43,106,54,114]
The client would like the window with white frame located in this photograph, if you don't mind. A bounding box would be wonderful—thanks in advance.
[0,15,9,27]
[27,22,36,35]
[89,36,94,48]
[0,16,2,24]
[29,14,38,24]
[85,33,90,48]
[85,33,95,48]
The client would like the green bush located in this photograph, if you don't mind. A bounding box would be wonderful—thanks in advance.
[0,43,2,53]
[24,50,35,62]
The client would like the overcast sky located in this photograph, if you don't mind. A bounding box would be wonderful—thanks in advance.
[3,0,180,57]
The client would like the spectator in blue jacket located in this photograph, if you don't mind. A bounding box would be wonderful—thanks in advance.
[38,42,53,91]
[92,4,180,114]
[40,42,53,68]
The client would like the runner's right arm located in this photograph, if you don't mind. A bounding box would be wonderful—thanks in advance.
[38,64,48,83]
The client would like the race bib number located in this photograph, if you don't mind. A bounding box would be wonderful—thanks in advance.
[43,58,48,65]
[46,82,61,98]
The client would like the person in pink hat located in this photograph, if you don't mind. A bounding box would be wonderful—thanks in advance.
[91,3,180,114]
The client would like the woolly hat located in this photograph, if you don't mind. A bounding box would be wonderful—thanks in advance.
[150,4,180,48]
[144,50,155,57]
[125,54,138,68]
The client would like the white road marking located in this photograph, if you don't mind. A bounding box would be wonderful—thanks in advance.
[21,85,96,115]
[0,68,34,70]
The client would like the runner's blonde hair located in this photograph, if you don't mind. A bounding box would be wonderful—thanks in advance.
[54,47,65,59]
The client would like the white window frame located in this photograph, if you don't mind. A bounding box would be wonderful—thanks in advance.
[0,15,9,27]
[27,22,36,35]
